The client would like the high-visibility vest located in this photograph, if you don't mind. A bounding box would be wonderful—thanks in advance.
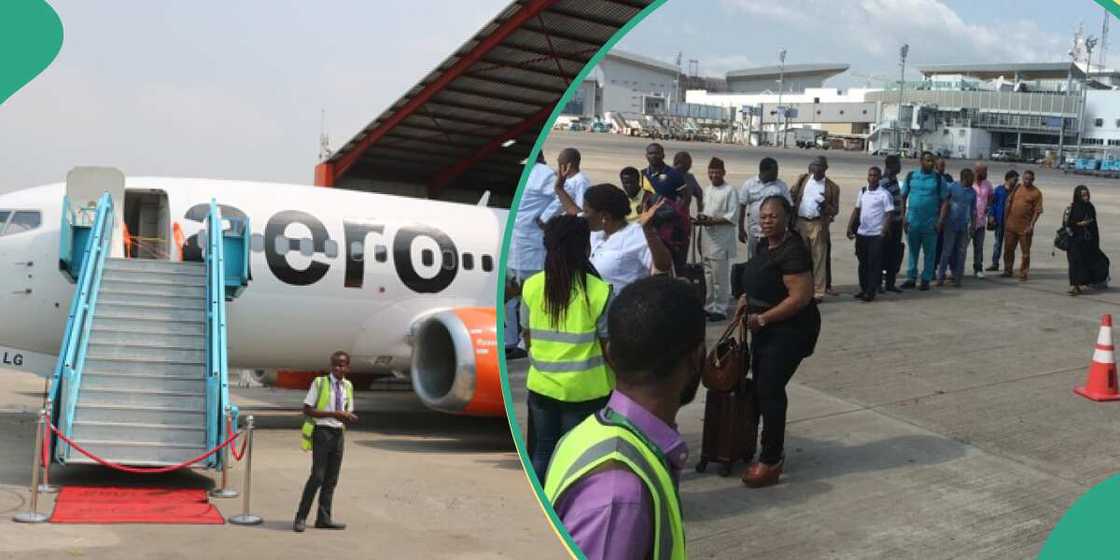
[300,375,354,451]
[544,410,686,560]
[521,271,613,402]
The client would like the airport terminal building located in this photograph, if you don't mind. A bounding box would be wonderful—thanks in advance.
[559,49,735,140]
[865,63,1089,160]
[680,58,1120,161]
[686,64,875,147]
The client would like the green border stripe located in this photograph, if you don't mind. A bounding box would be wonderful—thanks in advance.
[495,1,667,558]
[1095,0,1120,19]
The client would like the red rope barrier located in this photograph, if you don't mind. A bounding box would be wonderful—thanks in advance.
[227,417,248,462]
[47,422,243,474]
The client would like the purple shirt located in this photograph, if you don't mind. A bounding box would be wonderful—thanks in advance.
[552,391,688,560]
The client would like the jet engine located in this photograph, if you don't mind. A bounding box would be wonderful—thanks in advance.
[410,307,502,416]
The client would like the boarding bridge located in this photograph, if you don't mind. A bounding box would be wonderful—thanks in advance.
[46,168,250,468]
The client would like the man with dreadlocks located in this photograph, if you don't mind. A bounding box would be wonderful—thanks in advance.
[520,214,615,482]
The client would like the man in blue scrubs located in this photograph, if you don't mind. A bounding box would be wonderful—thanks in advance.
[900,152,949,291]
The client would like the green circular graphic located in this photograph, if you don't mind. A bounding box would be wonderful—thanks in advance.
[0,0,63,106]
[1039,474,1120,559]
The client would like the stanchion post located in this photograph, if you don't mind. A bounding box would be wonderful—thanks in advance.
[14,408,50,523]
[228,415,262,525]
[210,407,238,498]
[39,398,58,494]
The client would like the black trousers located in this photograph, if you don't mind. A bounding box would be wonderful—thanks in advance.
[527,391,610,484]
[297,426,344,522]
[882,223,904,288]
[856,234,885,298]
[750,333,805,465]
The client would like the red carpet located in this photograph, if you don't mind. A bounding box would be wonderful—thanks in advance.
[50,487,225,524]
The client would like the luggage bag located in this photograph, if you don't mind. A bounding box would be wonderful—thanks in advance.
[696,377,758,477]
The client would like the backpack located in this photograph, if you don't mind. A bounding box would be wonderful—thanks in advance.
[904,170,945,201]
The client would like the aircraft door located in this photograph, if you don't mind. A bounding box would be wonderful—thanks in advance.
[123,189,171,259]
[65,167,125,258]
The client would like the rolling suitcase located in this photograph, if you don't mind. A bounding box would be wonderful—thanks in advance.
[695,378,758,477]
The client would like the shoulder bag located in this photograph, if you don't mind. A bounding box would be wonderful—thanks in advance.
[1054,206,1073,252]
[703,317,749,392]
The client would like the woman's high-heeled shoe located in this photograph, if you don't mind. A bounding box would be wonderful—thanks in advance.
[742,458,784,488]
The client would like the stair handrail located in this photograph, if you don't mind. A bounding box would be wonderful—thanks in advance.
[238,215,250,288]
[203,200,227,467]
[47,192,114,461]
[58,196,74,279]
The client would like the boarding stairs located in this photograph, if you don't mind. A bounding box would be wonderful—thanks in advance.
[47,188,250,469]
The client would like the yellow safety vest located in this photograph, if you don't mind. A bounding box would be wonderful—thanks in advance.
[521,271,613,402]
[544,411,686,560]
[300,375,354,451]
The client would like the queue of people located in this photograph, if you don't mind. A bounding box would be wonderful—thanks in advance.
[505,143,1110,560]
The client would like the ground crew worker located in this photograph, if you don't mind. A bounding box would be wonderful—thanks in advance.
[293,351,357,533]
[521,215,614,482]
[545,275,704,560]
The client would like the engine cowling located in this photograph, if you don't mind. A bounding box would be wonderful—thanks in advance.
[410,307,502,416]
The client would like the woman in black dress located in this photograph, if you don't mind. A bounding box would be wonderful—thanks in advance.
[1067,185,1110,296]
[736,195,821,488]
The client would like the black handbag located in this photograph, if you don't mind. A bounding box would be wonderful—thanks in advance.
[1054,206,1072,252]
[1054,228,1072,252]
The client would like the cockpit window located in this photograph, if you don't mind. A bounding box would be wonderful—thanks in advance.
[0,211,41,236]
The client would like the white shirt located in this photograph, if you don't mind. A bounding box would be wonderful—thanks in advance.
[854,186,896,236]
[589,223,653,293]
[540,171,591,224]
[701,182,740,259]
[798,176,827,219]
[738,177,791,237]
[303,375,353,428]
[508,163,557,272]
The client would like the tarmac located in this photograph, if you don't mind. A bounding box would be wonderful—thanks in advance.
[506,130,1120,559]
[0,369,562,560]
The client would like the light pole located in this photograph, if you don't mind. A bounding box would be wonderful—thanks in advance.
[777,49,787,147]
[1076,36,1098,161]
[897,44,909,156]
[1058,42,1076,165]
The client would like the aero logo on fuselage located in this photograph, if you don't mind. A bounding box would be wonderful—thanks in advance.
[183,203,493,294]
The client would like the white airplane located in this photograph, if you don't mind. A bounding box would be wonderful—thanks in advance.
[0,171,504,416]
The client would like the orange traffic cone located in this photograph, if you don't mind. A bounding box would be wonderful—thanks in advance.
[1075,314,1120,401]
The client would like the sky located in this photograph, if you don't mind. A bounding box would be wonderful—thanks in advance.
[0,0,1113,192]
[0,0,510,191]
[618,0,1112,85]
